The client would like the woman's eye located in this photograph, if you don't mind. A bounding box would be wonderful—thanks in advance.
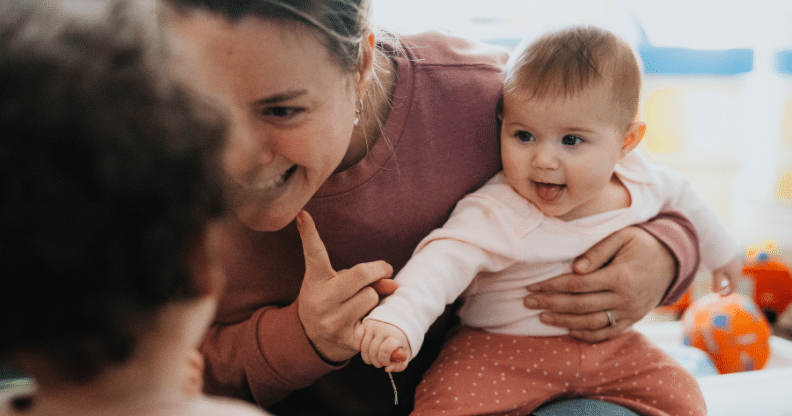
[561,135,583,146]
[263,106,301,118]
[516,131,534,142]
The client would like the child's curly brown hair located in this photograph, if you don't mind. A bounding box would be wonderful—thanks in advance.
[0,0,228,383]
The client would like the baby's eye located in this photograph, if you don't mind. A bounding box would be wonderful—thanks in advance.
[561,135,583,146]
[516,131,535,142]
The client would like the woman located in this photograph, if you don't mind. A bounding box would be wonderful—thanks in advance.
[162,1,701,415]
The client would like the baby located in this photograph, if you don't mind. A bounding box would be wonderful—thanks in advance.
[359,25,741,415]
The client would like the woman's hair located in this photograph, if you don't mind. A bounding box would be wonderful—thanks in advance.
[504,25,642,128]
[162,0,397,165]
[164,0,371,73]
[0,0,227,383]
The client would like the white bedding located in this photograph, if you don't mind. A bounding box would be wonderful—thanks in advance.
[635,322,792,416]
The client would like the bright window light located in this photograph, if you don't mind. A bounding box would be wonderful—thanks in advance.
[372,0,792,248]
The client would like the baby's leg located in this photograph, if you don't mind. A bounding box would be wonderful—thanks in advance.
[412,328,571,416]
[577,331,706,416]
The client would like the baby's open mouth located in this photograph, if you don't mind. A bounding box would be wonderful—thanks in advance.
[534,181,565,202]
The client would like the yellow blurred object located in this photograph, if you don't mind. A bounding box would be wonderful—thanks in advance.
[778,170,792,200]
[746,240,779,260]
[643,88,689,154]
[781,92,792,146]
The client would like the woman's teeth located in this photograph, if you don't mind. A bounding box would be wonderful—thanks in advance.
[244,166,295,191]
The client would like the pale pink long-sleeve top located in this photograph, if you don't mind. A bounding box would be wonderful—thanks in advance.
[367,152,737,358]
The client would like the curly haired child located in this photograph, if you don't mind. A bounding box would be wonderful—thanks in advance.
[0,1,271,415]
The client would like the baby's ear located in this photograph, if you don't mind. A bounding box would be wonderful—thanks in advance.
[622,121,646,157]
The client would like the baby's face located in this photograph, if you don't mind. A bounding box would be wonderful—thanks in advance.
[500,81,627,221]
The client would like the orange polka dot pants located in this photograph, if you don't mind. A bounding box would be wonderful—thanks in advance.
[412,327,706,416]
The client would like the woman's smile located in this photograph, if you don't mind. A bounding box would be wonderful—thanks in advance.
[240,165,298,192]
[169,14,368,231]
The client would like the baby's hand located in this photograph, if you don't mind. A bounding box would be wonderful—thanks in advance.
[359,319,412,372]
[183,349,204,397]
[712,256,742,296]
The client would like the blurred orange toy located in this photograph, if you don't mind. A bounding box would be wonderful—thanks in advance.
[682,293,771,374]
[657,288,692,316]
[742,240,792,323]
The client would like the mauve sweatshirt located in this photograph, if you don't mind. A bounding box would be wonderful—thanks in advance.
[202,31,700,416]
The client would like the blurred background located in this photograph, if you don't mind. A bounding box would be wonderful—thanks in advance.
[373,0,792,285]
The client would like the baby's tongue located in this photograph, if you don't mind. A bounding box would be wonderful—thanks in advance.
[535,183,565,202]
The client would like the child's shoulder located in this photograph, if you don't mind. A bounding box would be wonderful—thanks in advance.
[616,151,689,187]
[189,396,273,416]
[0,391,272,416]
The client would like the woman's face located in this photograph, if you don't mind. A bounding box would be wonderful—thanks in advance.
[171,13,362,231]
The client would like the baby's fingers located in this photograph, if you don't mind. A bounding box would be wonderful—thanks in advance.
[712,271,733,296]
[376,338,401,366]
[713,258,742,297]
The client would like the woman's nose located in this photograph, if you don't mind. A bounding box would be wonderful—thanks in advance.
[223,119,275,179]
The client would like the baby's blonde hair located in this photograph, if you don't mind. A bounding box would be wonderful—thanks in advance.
[504,25,641,128]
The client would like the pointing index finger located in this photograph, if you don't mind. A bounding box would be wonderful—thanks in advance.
[296,210,336,280]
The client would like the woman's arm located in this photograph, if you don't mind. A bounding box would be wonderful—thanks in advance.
[201,304,340,405]
[201,211,392,406]
[523,211,700,342]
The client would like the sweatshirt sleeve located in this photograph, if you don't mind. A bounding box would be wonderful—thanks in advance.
[637,211,701,306]
[200,302,344,407]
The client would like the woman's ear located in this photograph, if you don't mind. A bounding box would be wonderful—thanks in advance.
[622,121,646,157]
[355,28,376,98]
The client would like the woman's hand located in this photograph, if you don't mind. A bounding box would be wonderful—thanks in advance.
[295,210,394,363]
[524,225,676,342]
